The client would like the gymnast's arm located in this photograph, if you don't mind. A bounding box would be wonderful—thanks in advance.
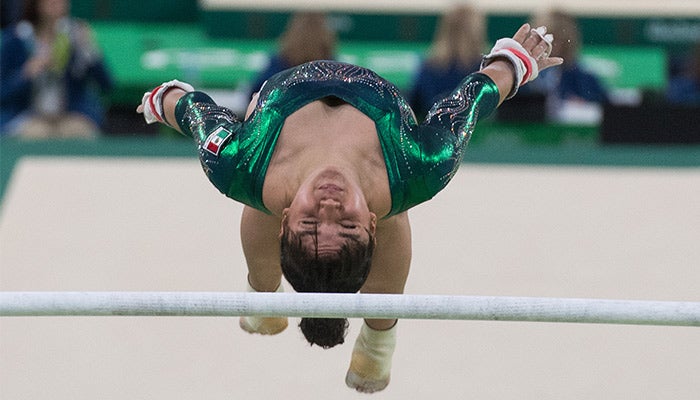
[479,60,517,107]
[360,212,412,330]
[240,205,284,292]
[410,24,563,167]
[143,88,284,294]
[160,88,187,133]
[474,23,564,107]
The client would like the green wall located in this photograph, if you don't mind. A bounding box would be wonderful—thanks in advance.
[70,1,699,54]
[72,0,199,22]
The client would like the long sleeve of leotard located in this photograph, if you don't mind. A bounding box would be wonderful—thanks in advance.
[174,91,271,212]
[382,72,500,215]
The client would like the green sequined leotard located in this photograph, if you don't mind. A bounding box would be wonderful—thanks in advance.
[174,61,500,217]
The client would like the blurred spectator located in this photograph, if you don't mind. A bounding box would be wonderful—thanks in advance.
[407,5,485,119]
[1,0,24,29]
[665,43,700,106]
[524,10,608,123]
[0,0,113,138]
[249,12,336,95]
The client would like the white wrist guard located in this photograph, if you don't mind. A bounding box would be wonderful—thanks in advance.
[482,26,553,99]
[481,38,539,99]
[140,79,195,125]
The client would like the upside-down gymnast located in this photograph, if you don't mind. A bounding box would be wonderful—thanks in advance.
[137,23,562,393]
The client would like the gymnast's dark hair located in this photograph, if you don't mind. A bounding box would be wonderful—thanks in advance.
[280,224,375,349]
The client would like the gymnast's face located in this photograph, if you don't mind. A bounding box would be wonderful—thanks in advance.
[282,167,376,255]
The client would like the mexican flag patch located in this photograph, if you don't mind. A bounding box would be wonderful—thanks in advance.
[204,126,232,156]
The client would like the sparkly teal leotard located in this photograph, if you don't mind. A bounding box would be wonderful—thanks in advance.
[175,61,500,217]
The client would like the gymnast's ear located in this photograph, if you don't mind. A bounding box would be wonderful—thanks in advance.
[369,212,377,236]
[279,208,289,238]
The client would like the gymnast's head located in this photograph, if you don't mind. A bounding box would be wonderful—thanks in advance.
[279,166,377,348]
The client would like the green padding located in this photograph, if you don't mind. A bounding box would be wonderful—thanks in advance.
[92,22,430,105]
[97,23,428,90]
[92,23,667,106]
[580,47,667,89]
[470,121,598,146]
[72,0,198,22]
[201,11,439,41]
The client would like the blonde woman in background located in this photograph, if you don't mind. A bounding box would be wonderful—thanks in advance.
[408,5,486,118]
[249,12,337,95]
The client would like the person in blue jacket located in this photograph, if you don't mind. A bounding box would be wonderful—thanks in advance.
[0,0,112,138]
[408,5,486,119]
[138,24,562,393]
[522,10,608,122]
[666,43,700,106]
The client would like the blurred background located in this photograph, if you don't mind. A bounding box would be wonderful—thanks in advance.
[0,0,696,199]
[1,0,699,143]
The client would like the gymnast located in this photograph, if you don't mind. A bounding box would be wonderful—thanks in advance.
[137,23,562,393]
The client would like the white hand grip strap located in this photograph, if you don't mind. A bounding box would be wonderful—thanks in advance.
[141,79,195,125]
[481,38,538,99]
[481,26,554,99]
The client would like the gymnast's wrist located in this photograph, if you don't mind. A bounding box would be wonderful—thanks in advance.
[161,88,187,127]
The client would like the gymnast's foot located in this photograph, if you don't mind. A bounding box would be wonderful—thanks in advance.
[239,316,288,335]
[239,280,288,335]
[345,322,397,393]
[345,351,391,393]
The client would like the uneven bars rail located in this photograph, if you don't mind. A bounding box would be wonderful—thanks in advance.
[1,292,699,327]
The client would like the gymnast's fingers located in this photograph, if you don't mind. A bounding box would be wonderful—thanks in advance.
[512,23,531,44]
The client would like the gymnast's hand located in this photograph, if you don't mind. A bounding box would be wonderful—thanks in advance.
[482,23,564,99]
[136,79,194,125]
[515,23,564,74]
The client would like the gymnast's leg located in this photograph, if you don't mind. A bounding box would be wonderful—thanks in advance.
[346,211,411,392]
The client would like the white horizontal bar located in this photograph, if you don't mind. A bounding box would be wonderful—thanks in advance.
[1,292,698,327]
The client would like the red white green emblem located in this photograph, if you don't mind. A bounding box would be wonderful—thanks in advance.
[204,127,232,156]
